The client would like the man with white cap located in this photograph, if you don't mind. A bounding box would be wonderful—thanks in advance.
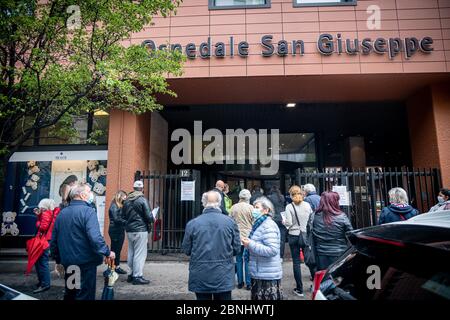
[230,189,254,290]
[122,180,153,285]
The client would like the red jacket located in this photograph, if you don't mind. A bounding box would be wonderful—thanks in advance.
[36,207,60,241]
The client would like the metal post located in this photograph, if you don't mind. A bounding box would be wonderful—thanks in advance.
[369,168,377,227]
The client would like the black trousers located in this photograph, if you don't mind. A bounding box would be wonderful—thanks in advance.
[317,254,340,271]
[63,264,97,300]
[276,222,288,258]
[195,291,232,300]
[109,230,125,266]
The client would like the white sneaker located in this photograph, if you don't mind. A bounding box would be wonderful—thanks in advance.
[293,288,304,297]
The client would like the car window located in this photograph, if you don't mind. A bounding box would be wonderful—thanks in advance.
[322,250,450,300]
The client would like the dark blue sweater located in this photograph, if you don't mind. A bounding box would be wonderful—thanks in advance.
[50,200,110,267]
[378,205,419,225]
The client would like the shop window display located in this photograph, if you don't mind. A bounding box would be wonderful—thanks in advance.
[1,159,107,237]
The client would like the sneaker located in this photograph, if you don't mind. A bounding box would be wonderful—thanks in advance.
[245,285,251,291]
[127,275,134,283]
[293,288,304,297]
[33,286,50,294]
[132,277,150,285]
[237,283,244,289]
[115,267,127,275]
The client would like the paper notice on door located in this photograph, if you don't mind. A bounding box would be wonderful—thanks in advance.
[181,181,195,201]
[332,185,351,206]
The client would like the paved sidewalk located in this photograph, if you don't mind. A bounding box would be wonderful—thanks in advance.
[0,257,312,300]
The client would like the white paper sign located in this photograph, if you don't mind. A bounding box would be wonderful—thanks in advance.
[332,185,351,206]
[181,181,195,201]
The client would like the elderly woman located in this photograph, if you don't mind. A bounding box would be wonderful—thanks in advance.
[242,196,283,300]
[378,187,419,224]
[30,198,60,293]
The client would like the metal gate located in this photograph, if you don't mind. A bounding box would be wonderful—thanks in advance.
[296,167,442,229]
[135,169,201,253]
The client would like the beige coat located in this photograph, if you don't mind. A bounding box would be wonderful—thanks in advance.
[230,201,254,244]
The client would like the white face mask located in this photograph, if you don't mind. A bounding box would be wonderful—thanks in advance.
[437,196,445,204]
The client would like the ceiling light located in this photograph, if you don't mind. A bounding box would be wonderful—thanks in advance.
[94,110,109,116]
[286,103,296,108]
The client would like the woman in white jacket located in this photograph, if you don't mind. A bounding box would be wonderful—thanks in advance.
[242,197,283,300]
[284,185,313,297]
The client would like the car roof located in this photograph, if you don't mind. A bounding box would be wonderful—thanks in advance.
[349,212,450,252]
[395,210,450,229]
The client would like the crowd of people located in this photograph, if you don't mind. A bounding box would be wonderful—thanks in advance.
[26,175,449,301]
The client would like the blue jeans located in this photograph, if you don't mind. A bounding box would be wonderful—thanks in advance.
[35,248,50,288]
[236,245,251,287]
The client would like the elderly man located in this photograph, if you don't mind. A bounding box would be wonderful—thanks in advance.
[212,180,228,215]
[51,183,114,300]
[230,189,253,290]
[304,183,321,212]
[182,190,241,300]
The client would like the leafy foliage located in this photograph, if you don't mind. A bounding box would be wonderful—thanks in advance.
[0,0,184,155]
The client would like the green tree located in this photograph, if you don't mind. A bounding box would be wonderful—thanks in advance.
[0,0,184,183]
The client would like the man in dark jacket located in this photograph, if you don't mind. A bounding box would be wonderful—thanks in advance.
[250,186,264,205]
[51,183,114,300]
[182,190,241,300]
[122,180,153,285]
[213,180,228,215]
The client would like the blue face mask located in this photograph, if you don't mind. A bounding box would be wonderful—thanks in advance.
[86,192,94,204]
[252,209,262,220]
[437,196,445,204]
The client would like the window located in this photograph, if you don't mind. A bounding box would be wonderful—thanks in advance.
[293,0,356,7]
[209,0,270,10]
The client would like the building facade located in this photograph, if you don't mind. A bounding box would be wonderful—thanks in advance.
[2,0,450,255]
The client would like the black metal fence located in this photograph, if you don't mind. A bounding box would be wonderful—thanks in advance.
[137,167,442,253]
[135,169,201,253]
[296,167,442,229]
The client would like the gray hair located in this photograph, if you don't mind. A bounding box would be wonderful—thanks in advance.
[304,183,316,194]
[239,189,251,202]
[253,196,274,217]
[201,190,222,210]
[388,187,409,205]
[69,183,91,200]
[38,198,56,211]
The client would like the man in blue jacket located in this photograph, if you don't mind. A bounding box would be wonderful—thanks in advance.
[51,183,115,300]
[182,190,241,300]
[304,183,321,212]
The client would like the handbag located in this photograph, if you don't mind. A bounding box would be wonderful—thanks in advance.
[303,211,317,269]
[291,203,306,248]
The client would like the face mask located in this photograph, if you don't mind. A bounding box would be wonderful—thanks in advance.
[437,196,445,204]
[86,192,94,204]
[252,209,262,220]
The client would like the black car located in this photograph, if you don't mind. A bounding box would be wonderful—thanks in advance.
[312,210,450,300]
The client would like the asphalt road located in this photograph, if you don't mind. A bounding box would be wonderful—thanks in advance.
[0,256,313,300]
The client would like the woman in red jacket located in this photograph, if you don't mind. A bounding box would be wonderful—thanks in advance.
[33,199,60,293]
